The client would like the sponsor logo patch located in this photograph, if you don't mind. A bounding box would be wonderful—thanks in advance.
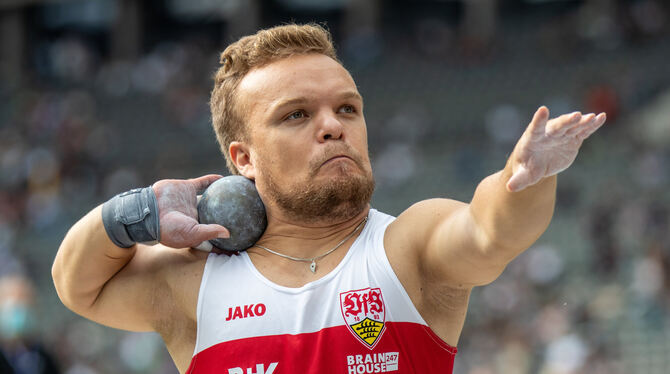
[346,352,399,373]
[340,287,386,348]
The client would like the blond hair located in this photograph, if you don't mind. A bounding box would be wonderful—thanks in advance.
[210,23,339,174]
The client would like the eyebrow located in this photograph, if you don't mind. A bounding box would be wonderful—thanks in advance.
[338,91,364,104]
[269,91,364,114]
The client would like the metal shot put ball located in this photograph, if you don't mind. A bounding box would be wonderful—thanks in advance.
[197,176,267,251]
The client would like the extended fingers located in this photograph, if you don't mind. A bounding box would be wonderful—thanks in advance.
[545,111,583,136]
[571,112,606,139]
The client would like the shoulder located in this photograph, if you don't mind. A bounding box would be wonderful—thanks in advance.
[382,199,467,284]
[385,199,466,246]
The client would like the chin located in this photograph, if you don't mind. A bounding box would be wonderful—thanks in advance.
[266,167,375,223]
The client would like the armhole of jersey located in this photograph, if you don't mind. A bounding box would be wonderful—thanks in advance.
[192,252,215,357]
[371,215,429,326]
[371,213,458,352]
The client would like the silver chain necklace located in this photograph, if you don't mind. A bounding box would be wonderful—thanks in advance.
[254,216,368,273]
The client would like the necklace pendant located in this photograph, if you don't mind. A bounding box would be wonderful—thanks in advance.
[310,261,316,273]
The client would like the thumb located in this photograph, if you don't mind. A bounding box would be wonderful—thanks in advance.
[189,223,230,244]
[527,106,550,134]
[506,164,532,192]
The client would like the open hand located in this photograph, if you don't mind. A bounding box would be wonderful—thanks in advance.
[152,175,230,249]
[507,106,606,192]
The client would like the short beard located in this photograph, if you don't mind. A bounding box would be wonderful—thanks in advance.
[262,161,375,224]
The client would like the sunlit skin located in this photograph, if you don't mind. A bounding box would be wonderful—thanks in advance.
[229,54,376,277]
[52,50,606,373]
[231,53,373,222]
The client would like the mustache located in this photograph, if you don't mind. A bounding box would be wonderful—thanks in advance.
[309,144,366,174]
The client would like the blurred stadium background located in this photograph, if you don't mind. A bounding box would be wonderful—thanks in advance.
[1,0,669,373]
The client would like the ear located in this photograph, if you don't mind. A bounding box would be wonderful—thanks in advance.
[229,141,256,180]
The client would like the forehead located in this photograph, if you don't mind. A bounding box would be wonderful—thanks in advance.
[236,54,359,116]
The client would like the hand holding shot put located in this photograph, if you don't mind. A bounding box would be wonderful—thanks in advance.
[52,24,606,374]
[152,175,230,250]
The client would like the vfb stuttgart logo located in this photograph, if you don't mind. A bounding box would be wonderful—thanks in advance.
[340,287,386,349]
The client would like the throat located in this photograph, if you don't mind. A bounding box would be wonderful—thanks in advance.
[246,215,368,286]
[246,248,349,288]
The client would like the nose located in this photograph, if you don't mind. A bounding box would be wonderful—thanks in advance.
[316,112,343,142]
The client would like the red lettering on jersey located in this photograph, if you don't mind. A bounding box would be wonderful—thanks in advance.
[232,307,243,320]
[244,304,254,318]
[225,303,267,321]
[254,303,266,316]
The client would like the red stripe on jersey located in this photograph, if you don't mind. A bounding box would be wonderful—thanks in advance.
[187,321,456,374]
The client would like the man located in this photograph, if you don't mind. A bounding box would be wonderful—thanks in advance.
[52,24,606,374]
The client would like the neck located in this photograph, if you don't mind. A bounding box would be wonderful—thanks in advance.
[251,205,370,259]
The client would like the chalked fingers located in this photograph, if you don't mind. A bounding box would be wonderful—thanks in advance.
[191,174,224,195]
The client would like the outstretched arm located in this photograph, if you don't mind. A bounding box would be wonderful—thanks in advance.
[392,107,606,287]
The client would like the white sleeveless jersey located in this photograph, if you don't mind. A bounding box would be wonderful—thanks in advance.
[187,209,457,374]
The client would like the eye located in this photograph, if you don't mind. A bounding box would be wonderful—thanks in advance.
[285,110,306,120]
[339,105,356,114]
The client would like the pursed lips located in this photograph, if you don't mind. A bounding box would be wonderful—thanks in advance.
[322,154,354,166]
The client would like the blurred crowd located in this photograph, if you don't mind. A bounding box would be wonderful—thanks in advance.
[1,0,670,373]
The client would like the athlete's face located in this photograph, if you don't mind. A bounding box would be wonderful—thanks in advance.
[230,53,374,223]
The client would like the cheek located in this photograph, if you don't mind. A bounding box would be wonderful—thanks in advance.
[257,137,309,174]
[353,129,371,159]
